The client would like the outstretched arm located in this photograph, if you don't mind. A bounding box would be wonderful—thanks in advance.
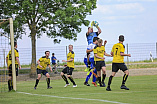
[120,52,131,57]
[104,52,112,57]
[97,27,101,34]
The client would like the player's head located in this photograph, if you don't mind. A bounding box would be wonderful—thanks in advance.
[14,42,17,48]
[52,53,54,56]
[98,39,103,46]
[93,37,99,44]
[45,51,50,57]
[88,27,93,33]
[119,35,124,42]
[69,45,73,51]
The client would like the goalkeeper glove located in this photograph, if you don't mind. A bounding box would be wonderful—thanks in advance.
[90,21,94,28]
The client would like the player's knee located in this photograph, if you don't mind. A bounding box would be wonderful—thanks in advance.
[124,70,129,75]
[60,72,64,76]
[46,74,50,78]
[67,75,71,78]
[112,72,116,77]
[8,77,12,80]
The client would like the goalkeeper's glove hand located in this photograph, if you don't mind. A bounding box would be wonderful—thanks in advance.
[90,21,94,28]
[95,24,99,29]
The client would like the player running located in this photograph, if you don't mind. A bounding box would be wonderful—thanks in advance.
[106,35,131,91]
[61,45,77,88]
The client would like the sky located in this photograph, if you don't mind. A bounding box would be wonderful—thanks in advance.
[18,0,157,48]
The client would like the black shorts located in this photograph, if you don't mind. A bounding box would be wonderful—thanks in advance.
[112,63,128,72]
[62,67,74,75]
[8,64,18,76]
[37,68,48,75]
[52,63,56,65]
[96,61,106,71]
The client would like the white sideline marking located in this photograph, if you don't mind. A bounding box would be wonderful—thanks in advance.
[17,91,128,104]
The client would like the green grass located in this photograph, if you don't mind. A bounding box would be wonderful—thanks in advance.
[0,75,157,104]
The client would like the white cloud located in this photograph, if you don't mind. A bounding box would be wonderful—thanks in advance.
[94,3,144,15]
[114,3,145,12]
[117,0,156,2]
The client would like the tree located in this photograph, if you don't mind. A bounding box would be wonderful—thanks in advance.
[0,0,97,77]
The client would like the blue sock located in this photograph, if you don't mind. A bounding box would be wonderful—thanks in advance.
[93,69,97,82]
[85,72,92,82]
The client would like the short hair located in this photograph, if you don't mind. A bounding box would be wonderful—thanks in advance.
[14,42,17,47]
[52,53,54,55]
[119,35,124,42]
[98,39,103,43]
[69,44,73,47]
[45,51,50,54]
[93,37,98,42]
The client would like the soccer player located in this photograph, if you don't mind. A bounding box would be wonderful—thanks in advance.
[106,35,131,91]
[93,39,112,87]
[86,21,101,45]
[34,51,53,89]
[85,37,99,87]
[83,54,91,86]
[6,42,21,91]
[51,53,57,73]
[61,45,77,88]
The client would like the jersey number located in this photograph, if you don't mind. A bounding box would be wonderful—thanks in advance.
[115,48,118,55]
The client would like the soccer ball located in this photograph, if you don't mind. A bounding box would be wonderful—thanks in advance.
[94,21,99,26]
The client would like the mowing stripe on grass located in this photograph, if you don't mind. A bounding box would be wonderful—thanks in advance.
[17,91,128,104]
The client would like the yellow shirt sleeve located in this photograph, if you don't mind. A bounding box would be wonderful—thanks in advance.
[71,53,75,59]
[120,45,125,53]
[15,50,19,58]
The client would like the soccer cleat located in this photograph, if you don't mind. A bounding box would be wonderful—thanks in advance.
[106,86,111,91]
[84,68,89,72]
[47,86,52,89]
[101,82,106,87]
[120,85,129,90]
[84,82,90,86]
[73,85,77,88]
[92,82,97,87]
[97,82,100,86]
[64,83,70,88]
[34,87,36,90]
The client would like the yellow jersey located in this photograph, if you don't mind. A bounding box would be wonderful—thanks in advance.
[93,45,105,61]
[111,43,125,63]
[67,51,75,68]
[6,48,19,67]
[37,56,50,70]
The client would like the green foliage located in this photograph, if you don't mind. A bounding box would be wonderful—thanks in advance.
[0,0,97,42]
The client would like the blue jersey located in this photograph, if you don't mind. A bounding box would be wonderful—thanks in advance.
[51,56,56,64]
[86,32,98,45]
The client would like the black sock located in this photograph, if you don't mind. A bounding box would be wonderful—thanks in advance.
[62,75,69,84]
[122,74,128,85]
[35,79,39,87]
[98,77,102,86]
[11,80,13,90]
[8,80,12,91]
[102,74,106,83]
[46,78,50,87]
[108,75,113,87]
[68,76,76,85]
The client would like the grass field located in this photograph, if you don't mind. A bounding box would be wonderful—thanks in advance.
[0,75,157,104]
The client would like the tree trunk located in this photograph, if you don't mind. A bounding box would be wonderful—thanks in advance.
[30,26,37,78]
